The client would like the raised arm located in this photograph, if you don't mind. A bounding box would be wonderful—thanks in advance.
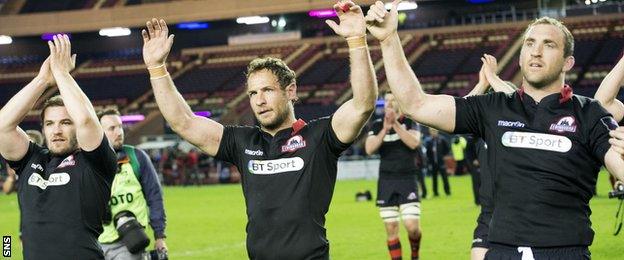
[0,58,54,161]
[607,126,624,181]
[365,118,392,155]
[142,18,223,156]
[394,122,421,149]
[2,166,16,194]
[48,35,102,151]
[366,0,455,132]
[594,54,624,122]
[465,63,490,97]
[326,1,378,143]
[467,54,515,97]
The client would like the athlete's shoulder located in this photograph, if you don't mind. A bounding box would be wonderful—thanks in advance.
[225,125,262,136]
[572,94,609,115]
[306,116,333,130]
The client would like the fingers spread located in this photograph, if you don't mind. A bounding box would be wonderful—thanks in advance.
[147,20,155,38]
[160,19,169,35]
[152,18,161,36]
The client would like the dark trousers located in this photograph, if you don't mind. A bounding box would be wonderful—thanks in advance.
[431,164,450,196]
[455,159,466,176]
[470,166,481,205]
[417,168,427,198]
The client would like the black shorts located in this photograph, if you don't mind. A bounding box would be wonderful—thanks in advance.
[376,176,419,207]
[485,243,590,260]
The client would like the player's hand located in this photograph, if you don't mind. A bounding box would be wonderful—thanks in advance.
[609,127,624,157]
[384,110,396,129]
[325,1,367,38]
[481,54,498,83]
[142,18,175,68]
[155,238,168,252]
[47,34,77,76]
[35,56,55,87]
[366,0,401,42]
[477,62,487,88]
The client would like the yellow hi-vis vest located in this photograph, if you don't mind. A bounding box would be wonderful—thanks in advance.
[451,136,467,161]
[99,145,149,243]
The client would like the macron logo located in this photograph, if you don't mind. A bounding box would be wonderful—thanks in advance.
[497,120,525,128]
[31,163,43,172]
[244,149,264,156]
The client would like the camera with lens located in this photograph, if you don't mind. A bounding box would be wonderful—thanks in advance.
[609,183,624,200]
[145,249,168,260]
[115,211,150,254]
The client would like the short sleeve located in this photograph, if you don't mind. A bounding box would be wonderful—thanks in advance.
[215,126,243,164]
[453,95,491,136]
[6,142,41,175]
[589,113,616,165]
[82,136,117,178]
[323,116,352,157]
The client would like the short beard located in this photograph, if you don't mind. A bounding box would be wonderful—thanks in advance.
[524,68,562,89]
[258,107,290,131]
[48,138,79,157]
[113,140,123,151]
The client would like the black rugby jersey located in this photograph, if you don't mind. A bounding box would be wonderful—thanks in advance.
[7,137,116,259]
[454,86,613,247]
[368,117,418,177]
[215,116,351,260]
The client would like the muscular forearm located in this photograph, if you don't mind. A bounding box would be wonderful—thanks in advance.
[465,83,489,97]
[150,75,196,133]
[380,33,424,115]
[595,56,624,105]
[489,76,516,94]
[380,33,456,132]
[2,175,15,194]
[605,149,624,182]
[53,72,99,126]
[365,130,387,155]
[0,77,48,131]
[394,126,420,149]
[349,45,377,115]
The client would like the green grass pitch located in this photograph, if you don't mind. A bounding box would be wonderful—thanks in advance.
[1,172,623,259]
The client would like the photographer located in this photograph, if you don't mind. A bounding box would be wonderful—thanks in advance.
[98,108,168,260]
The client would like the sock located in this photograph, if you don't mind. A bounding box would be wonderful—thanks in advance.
[387,238,402,260]
[409,233,422,260]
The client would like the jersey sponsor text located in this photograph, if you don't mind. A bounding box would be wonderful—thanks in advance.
[248,157,305,175]
[27,172,71,190]
[501,131,572,153]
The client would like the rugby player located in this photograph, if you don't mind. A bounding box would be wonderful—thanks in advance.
[97,108,168,259]
[365,92,422,260]
[140,0,377,258]
[367,0,624,258]
[0,35,116,259]
[465,56,515,260]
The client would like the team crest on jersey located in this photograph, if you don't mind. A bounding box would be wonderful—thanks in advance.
[57,155,76,169]
[281,135,306,153]
[549,116,577,133]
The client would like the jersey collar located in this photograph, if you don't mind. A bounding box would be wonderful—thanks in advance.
[517,84,573,104]
[292,119,307,135]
